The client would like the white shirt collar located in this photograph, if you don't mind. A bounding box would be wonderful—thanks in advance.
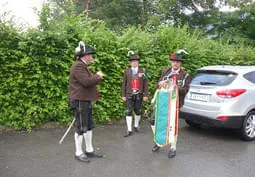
[81,58,87,65]
[172,68,180,74]
[131,67,138,72]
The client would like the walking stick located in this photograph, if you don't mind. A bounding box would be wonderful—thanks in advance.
[59,118,76,144]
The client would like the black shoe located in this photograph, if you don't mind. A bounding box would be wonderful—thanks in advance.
[134,127,139,132]
[168,150,176,158]
[75,154,90,163]
[152,144,160,152]
[123,131,132,137]
[85,151,103,158]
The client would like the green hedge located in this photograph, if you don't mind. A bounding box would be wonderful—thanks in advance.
[0,17,254,130]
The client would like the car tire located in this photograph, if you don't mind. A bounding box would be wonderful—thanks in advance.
[185,120,201,128]
[240,111,255,141]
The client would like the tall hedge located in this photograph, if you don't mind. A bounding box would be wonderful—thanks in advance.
[0,16,255,130]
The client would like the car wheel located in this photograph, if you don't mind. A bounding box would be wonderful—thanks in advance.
[185,120,201,128]
[240,111,255,141]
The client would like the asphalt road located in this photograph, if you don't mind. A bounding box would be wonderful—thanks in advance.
[1,119,255,177]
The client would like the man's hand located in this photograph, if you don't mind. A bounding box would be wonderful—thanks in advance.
[122,97,126,102]
[144,110,149,117]
[158,80,169,88]
[96,71,104,79]
[143,97,148,102]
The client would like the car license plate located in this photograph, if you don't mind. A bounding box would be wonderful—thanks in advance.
[190,93,210,102]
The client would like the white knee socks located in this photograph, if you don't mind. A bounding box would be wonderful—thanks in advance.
[84,130,94,153]
[74,132,83,156]
[126,116,132,132]
[170,136,177,151]
[151,125,155,135]
[134,115,141,128]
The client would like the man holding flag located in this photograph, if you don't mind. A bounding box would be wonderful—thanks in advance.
[150,50,191,158]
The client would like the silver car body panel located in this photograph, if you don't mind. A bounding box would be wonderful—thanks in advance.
[181,65,255,120]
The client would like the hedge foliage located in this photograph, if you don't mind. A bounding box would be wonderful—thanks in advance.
[1,15,255,130]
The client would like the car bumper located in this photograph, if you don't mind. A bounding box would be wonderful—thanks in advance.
[179,111,245,129]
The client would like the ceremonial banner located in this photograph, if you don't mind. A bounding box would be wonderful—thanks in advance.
[154,81,179,147]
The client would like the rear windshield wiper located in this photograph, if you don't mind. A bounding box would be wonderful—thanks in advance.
[200,82,217,85]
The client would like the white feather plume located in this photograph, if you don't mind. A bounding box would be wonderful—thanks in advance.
[75,41,86,54]
[128,50,135,56]
[176,49,189,55]
[79,41,85,48]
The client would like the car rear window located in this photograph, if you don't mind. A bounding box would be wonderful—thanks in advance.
[191,70,237,86]
[243,71,255,84]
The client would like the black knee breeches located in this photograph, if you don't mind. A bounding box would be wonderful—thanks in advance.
[69,100,95,135]
[126,94,143,116]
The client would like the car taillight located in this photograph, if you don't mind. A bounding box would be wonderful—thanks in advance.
[217,116,229,120]
[216,89,246,98]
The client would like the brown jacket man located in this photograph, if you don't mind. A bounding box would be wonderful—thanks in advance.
[151,50,191,159]
[122,67,149,97]
[68,41,103,163]
[121,53,149,137]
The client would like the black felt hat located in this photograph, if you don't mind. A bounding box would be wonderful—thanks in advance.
[169,53,184,62]
[128,50,140,61]
[74,41,96,59]
[129,54,140,61]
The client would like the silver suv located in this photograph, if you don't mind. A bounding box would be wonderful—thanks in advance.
[180,65,255,141]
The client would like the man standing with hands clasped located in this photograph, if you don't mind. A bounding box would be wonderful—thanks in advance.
[122,51,149,137]
[68,41,104,163]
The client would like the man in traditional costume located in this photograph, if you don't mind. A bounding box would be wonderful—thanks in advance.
[150,50,191,158]
[122,51,149,137]
[68,41,104,163]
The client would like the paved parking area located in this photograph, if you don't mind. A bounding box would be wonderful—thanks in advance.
[1,119,255,177]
